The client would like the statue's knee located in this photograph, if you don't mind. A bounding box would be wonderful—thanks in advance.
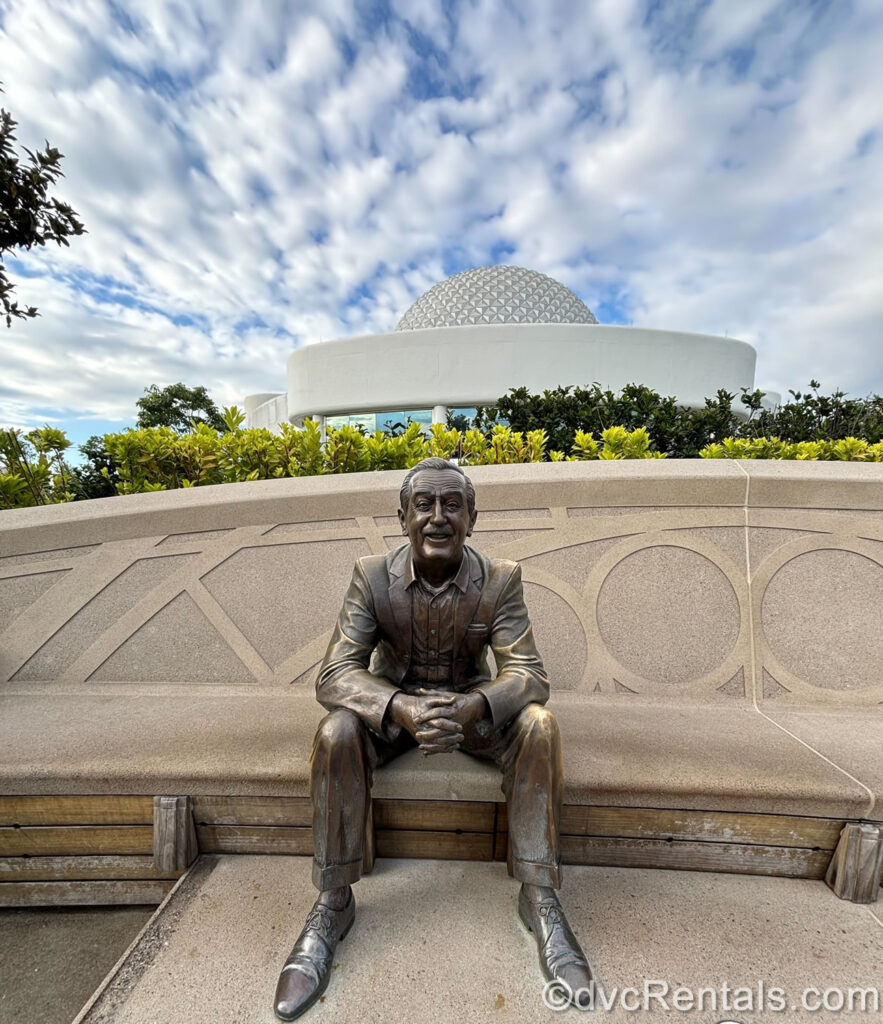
[315,708,362,749]
[516,704,559,743]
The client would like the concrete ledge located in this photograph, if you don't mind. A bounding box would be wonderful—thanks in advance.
[4,460,883,557]
[0,695,876,819]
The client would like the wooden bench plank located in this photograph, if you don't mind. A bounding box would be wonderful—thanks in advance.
[373,799,497,832]
[0,825,153,857]
[0,855,182,881]
[560,806,843,850]
[376,829,494,861]
[192,796,312,827]
[0,796,154,826]
[0,879,175,907]
[196,825,313,855]
[561,836,831,878]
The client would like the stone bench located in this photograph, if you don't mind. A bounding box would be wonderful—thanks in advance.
[1,461,881,906]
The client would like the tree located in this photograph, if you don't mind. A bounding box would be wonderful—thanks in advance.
[136,382,226,433]
[1,86,85,326]
[71,434,119,500]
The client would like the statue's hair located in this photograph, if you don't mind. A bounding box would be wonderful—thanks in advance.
[399,457,475,514]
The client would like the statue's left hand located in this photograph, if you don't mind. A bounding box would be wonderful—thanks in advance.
[413,689,490,750]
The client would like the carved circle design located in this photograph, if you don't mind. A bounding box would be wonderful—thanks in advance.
[523,581,586,691]
[596,545,739,684]
[761,549,883,690]
[396,265,597,330]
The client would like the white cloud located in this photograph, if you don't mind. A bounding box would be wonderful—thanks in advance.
[1,0,882,443]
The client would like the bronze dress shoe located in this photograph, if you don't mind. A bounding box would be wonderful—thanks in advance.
[518,888,593,1009]
[274,890,355,1021]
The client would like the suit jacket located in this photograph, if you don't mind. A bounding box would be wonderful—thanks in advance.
[316,543,549,735]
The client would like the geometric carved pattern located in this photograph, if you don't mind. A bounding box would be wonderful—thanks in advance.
[396,265,597,330]
[2,479,882,712]
[762,669,791,699]
[89,592,255,683]
[522,581,586,690]
[201,540,371,669]
[522,537,629,593]
[13,554,196,681]
[596,545,740,685]
[717,668,746,697]
[761,549,883,690]
[0,569,68,635]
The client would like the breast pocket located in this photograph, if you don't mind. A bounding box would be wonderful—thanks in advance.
[464,623,489,653]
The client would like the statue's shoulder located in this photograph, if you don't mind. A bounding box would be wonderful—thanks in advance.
[465,547,519,588]
[354,544,407,589]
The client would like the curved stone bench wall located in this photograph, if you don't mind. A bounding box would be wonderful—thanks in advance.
[2,461,882,906]
[2,461,882,709]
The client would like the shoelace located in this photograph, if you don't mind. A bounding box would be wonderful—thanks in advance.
[534,901,589,972]
[304,906,336,937]
[536,902,565,926]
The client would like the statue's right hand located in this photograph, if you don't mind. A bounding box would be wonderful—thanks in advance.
[389,691,463,753]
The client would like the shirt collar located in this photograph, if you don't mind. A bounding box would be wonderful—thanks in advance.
[405,549,471,593]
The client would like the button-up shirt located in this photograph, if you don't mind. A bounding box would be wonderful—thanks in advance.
[404,553,470,688]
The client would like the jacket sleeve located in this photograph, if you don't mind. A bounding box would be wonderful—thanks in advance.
[315,559,401,735]
[474,563,550,728]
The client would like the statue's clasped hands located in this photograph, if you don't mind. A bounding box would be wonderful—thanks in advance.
[390,688,489,754]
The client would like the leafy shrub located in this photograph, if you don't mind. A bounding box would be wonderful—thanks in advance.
[0,427,77,508]
[2,382,882,509]
[480,381,883,456]
[700,437,883,461]
[87,417,664,496]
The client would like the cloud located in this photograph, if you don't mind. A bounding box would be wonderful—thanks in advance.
[1,0,882,445]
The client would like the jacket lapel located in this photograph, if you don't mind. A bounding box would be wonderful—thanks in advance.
[452,546,484,657]
[386,544,413,655]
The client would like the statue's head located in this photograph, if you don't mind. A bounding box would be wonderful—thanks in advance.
[398,457,477,577]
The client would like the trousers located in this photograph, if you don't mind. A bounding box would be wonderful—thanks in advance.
[311,702,563,890]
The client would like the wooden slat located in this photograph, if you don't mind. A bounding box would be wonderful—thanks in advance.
[196,825,313,855]
[0,796,153,826]
[192,796,312,827]
[0,825,153,857]
[0,855,181,882]
[373,799,497,833]
[493,831,508,862]
[560,806,843,850]
[561,836,831,878]
[0,879,175,907]
[153,796,197,872]
[376,829,493,861]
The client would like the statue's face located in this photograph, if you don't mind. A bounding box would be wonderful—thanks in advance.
[399,469,477,575]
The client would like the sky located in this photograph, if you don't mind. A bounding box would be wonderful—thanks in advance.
[1,0,882,454]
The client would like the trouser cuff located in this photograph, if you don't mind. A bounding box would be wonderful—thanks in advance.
[312,858,362,890]
[512,857,561,889]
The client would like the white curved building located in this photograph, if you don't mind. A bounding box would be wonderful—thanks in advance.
[245,266,773,433]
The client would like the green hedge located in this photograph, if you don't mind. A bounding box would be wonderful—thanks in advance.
[4,380,883,510]
[478,382,883,456]
[3,414,881,511]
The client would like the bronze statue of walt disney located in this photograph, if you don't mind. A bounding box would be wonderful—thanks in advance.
[274,457,592,1019]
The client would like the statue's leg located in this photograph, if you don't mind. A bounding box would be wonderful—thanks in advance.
[496,703,563,888]
[310,708,374,891]
[494,704,593,1006]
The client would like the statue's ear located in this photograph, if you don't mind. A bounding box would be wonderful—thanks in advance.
[398,506,407,534]
[467,508,478,536]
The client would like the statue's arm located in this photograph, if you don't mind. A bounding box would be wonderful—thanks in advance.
[474,563,550,728]
[315,561,401,735]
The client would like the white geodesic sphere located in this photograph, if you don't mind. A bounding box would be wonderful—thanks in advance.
[395,265,598,331]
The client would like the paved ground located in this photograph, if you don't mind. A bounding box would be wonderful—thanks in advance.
[0,905,154,1024]
[75,856,882,1024]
